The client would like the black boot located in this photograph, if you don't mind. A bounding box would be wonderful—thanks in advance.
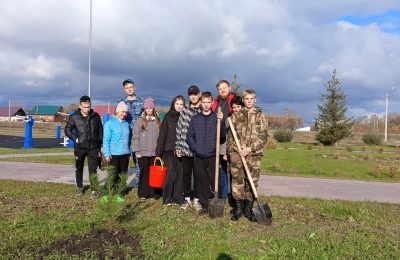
[231,200,244,221]
[243,200,257,222]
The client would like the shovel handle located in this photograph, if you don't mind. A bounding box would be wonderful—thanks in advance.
[214,107,221,193]
[227,117,259,199]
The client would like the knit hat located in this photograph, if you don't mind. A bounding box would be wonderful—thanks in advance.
[116,101,128,112]
[144,98,155,109]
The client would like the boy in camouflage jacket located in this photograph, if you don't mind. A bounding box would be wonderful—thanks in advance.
[227,89,268,222]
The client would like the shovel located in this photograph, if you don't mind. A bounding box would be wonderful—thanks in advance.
[208,107,225,218]
[227,117,272,225]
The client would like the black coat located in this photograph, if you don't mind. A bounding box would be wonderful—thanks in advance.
[156,110,180,157]
[187,112,226,159]
[64,109,103,150]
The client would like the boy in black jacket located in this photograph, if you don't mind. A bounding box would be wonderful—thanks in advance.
[65,95,103,199]
[187,92,226,214]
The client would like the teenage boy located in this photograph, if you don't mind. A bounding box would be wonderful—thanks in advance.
[176,85,202,210]
[118,79,144,187]
[227,89,268,222]
[65,95,103,199]
[212,80,236,199]
[187,91,226,214]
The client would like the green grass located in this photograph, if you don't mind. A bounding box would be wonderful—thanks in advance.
[0,147,72,155]
[0,155,136,168]
[0,155,75,164]
[0,127,56,138]
[1,180,399,259]
[263,143,400,182]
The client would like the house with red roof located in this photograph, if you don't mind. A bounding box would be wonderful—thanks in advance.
[93,105,116,117]
[0,106,26,121]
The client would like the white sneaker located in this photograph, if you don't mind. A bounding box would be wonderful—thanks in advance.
[180,197,191,210]
[193,198,202,212]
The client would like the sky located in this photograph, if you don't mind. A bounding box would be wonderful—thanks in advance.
[1,0,400,124]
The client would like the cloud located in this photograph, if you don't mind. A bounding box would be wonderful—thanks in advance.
[0,0,399,123]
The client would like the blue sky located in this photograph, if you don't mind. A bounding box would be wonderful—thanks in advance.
[341,9,400,33]
[0,0,400,124]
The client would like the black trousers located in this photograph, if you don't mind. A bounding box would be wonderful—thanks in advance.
[181,156,198,199]
[110,154,130,187]
[74,149,99,189]
[194,156,216,210]
[138,156,162,199]
[162,151,184,205]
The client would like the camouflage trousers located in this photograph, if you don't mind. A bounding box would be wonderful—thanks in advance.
[230,153,261,200]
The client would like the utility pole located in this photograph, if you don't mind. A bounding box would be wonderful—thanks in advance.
[385,86,397,142]
[88,0,92,97]
[8,99,11,121]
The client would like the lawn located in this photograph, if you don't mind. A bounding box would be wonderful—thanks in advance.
[0,147,72,155]
[0,127,56,138]
[2,142,400,182]
[263,143,400,182]
[1,180,399,259]
[0,155,75,164]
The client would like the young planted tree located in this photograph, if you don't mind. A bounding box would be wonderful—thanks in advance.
[231,73,242,96]
[315,69,354,145]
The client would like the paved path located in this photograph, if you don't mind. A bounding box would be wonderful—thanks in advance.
[1,160,399,204]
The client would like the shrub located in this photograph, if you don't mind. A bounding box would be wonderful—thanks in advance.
[362,132,383,146]
[388,163,400,178]
[266,139,277,149]
[272,163,281,172]
[374,163,383,177]
[273,129,293,143]
[361,145,368,152]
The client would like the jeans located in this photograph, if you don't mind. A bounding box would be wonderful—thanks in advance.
[131,152,140,188]
[219,157,229,199]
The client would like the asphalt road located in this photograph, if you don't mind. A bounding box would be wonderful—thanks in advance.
[0,134,64,149]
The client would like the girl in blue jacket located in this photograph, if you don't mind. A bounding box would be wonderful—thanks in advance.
[103,102,131,187]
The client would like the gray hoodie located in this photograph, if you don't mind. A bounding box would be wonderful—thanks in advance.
[131,116,159,157]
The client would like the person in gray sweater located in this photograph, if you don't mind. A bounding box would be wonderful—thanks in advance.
[132,98,162,200]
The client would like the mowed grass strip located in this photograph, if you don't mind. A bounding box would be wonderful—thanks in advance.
[263,143,400,182]
[0,147,73,155]
[1,180,399,259]
[0,155,74,165]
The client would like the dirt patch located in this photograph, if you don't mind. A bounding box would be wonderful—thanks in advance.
[37,228,144,259]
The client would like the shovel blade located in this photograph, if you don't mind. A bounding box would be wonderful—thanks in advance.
[253,203,273,225]
[208,198,225,218]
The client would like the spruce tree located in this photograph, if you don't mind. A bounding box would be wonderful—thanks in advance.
[315,69,354,145]
[231,73,242,96]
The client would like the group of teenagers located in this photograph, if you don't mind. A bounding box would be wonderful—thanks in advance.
[65,78,268,222]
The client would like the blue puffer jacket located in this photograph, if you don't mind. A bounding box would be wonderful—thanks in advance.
[103,116,131,157]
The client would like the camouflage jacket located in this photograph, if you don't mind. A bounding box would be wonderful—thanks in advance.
[227,107,268,156]
[117,96,144,130]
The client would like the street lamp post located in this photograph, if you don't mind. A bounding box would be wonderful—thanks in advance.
[384,86,396,142]
[88,0,92,97]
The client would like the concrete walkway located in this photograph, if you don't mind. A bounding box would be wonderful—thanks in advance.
[1,160,399,204]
